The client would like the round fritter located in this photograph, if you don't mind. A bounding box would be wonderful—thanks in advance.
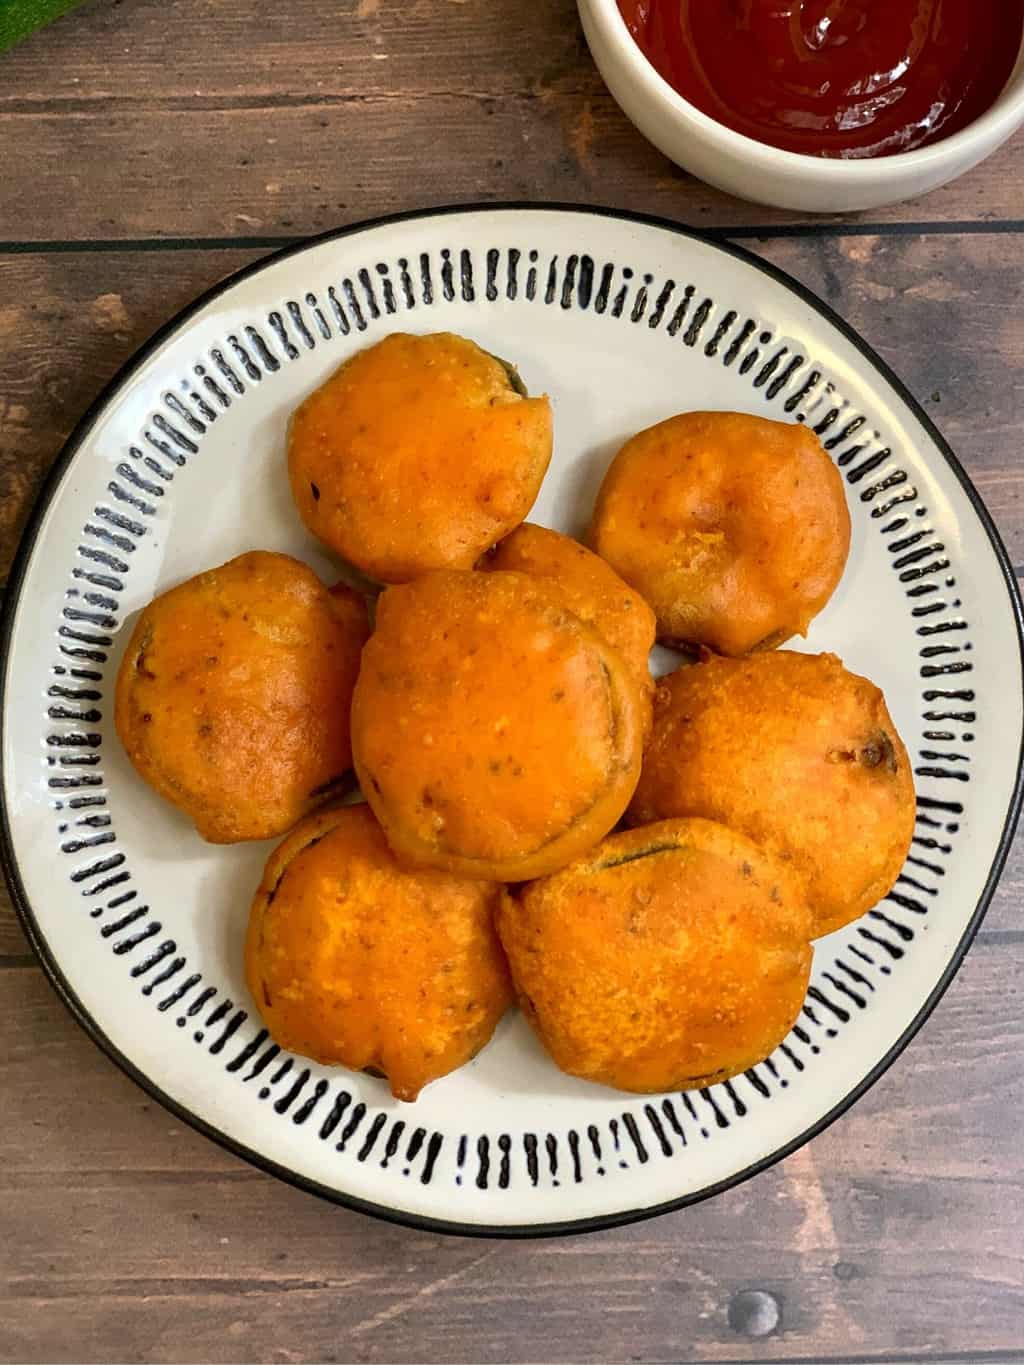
[589,411,851,655]
[288,332,553,583]
[351,569,646,881]
[498,818,813,1093]
[481,522,656,709]
[629,652,916,937]
[115,551,368,844]
[246,804,512,1102]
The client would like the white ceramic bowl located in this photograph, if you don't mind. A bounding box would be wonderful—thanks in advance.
[578,0,1024,213]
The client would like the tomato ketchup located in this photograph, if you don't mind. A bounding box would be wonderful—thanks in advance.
[617,0,1024,158]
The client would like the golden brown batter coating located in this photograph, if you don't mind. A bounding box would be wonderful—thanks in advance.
[246,804,512,1101]
[288,332,553,583]
[351,569,646,881]
[115,551,368,844]
[498,818,812,1093]
[629,652,916,937]
[481,522,656,709]
[589,411,851,655]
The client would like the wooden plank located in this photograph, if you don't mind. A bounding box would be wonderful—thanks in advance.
[0,0,594,102]
[0,236,1022,958]
[0,944,1021,1363]
[3,821,1018,976]
[2,6,1020,1361]
[3,824,1019,961]
[1,234,1022,585]
[0,885,30,958]
[0,249,266,586]
[1,0,1023,237]
[0,250,264,960]
[764,234,1024,572]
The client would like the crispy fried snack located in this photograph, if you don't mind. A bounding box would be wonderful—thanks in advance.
[629,652,916,937]
[351,569,646,881]
[498,818,812,1093]
[246,804,512,1101]
[115,551,368,843]
[481,522,656,709]
[288,332,553,583]
[589,411,851,655]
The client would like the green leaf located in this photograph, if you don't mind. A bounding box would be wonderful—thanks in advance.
[0,0,88,52]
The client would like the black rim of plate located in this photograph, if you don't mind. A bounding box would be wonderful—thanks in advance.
[2,203,1022,1240]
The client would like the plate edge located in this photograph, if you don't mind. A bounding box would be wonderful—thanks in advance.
[2,201,1022,1239]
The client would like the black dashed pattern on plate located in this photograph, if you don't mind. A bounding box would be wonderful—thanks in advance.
[43,244,969,1196]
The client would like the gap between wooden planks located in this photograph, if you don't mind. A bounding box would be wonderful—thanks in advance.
[1,230,1023,958]
[1,0,1024,239]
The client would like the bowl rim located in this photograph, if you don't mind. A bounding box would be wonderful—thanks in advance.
[2,202,1023,1240]
[581,0,1024,180]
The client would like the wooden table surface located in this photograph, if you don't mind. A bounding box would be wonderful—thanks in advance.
[2,3,1023,1362]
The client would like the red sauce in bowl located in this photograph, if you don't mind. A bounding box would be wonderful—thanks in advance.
[616,0,1024,158]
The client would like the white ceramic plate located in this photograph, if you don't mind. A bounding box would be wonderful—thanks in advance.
[3,206,1021,1236]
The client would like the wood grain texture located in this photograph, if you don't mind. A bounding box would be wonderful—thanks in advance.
[2,2,1024,1360]
[0,889,31,958]
[0,249,266,586]
[1,947,1022,1364]
[1,234,1022,960]
[1,0,1024,239]
[0,234,1022,1364]
[1,235,1022,583]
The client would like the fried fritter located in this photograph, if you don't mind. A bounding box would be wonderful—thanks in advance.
[288,332,553,583]
[115,551,368,843]
[497,818,812,1093]
[351,569,646,881]
[629,651,916,937]
[589,411,851,655]
[246,804,512,1101]
[481,522,656,710]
